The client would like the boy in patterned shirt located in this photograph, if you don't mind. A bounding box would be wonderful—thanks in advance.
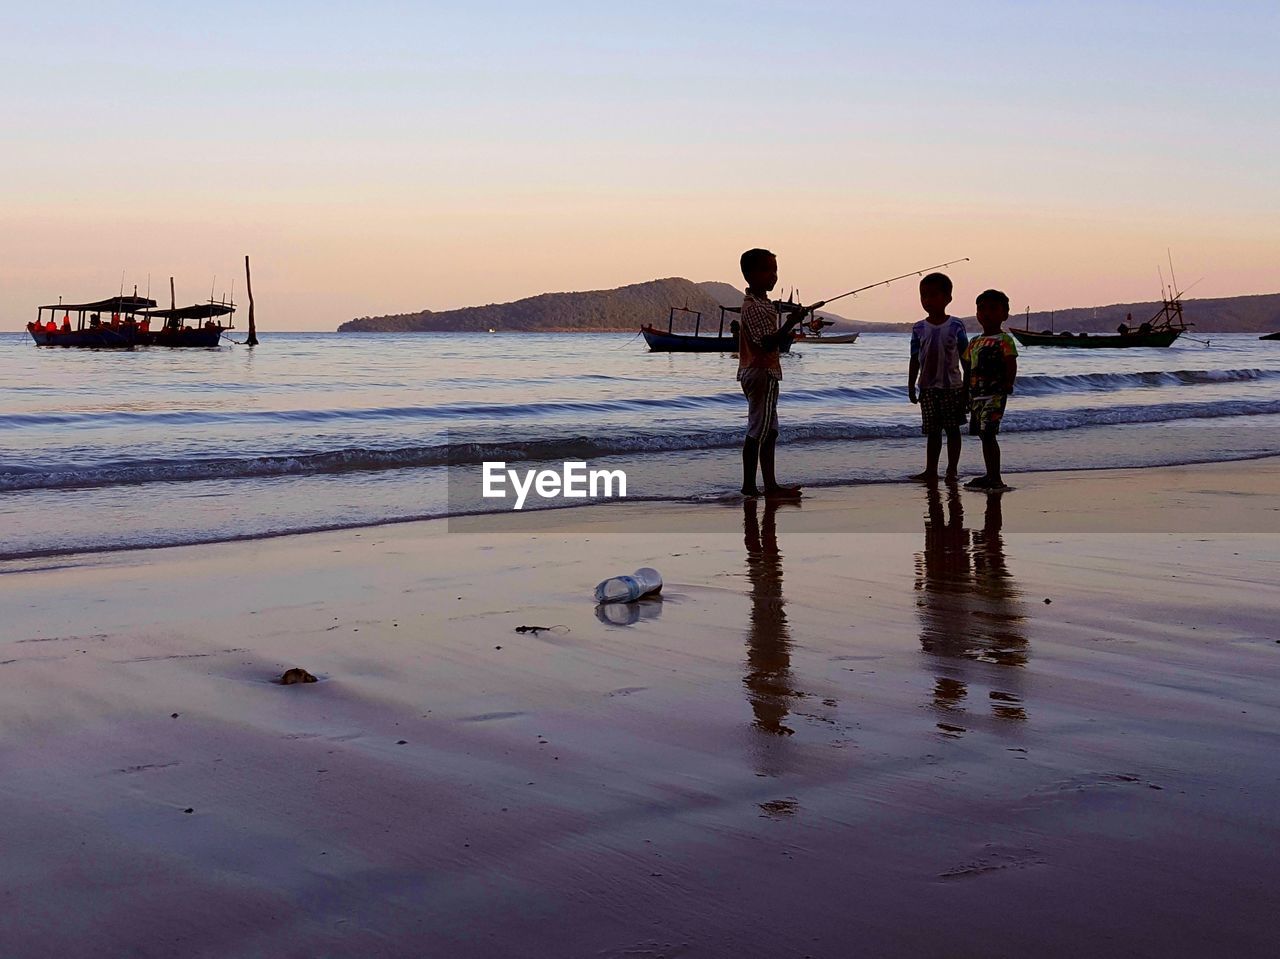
[962,289,1019,489]
[908,272,969,482]
[737,248,809,499]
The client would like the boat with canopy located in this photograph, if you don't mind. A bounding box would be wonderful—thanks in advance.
[640,304,857,352]
[137,301,236,347]
[641,306,738,352]
[28,293,235,348]
[27,295,156,348]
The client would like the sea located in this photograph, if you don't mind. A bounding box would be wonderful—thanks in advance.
[3,331,1279,559]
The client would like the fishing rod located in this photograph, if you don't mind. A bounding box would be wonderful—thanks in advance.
[802,257,971,312]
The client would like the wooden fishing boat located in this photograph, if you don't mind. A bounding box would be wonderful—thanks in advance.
[1010,295,1190,349]
[1260,332,1280,341]
[641,325,737,352]
[27,292,236,349]
[640,304,858,351]
[791,320,859,345]
[137,301,235,347]
[793,331,859,344]
[28,295,156,348]
[641,306,737,352]
[1010,327,1182,348]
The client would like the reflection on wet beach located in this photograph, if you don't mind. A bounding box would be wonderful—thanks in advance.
[915,485,1027,735]
[594,598,664,627]
[742,499,799,742]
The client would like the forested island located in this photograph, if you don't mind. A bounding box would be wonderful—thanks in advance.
[338,278,1280,334]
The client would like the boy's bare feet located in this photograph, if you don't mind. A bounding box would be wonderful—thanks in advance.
[740,486,761,497]
[964,475,992,489]
[763,484,803,500]
[944,470,959,483]
[909,471,937,483]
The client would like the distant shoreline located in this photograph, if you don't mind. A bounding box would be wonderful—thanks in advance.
[333,326,1269,335]
[338,275,1280,336]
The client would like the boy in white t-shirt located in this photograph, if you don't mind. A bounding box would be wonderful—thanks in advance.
[907,272,969,482]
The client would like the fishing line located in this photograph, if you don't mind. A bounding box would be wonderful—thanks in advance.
[809,257,971,311]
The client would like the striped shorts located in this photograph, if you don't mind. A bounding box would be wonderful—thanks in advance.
[740,368,780,439]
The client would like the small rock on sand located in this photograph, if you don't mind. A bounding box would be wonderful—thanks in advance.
[278,667,318,685]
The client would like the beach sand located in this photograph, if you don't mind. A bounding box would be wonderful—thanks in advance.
[2,459,1278,958]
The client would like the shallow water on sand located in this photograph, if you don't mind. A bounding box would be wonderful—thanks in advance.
[2,331,1278,557]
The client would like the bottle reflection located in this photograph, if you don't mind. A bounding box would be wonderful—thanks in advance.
[742,498,798,740]
[594,598,664,627]
[915,486,1027,735]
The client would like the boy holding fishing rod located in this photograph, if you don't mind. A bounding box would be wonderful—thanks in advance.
[737,248,810,499]
[908,272,970,482]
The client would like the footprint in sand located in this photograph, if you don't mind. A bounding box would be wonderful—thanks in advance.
[758,797,800,819]
[939,844,1045,880]
[458,711,527,723]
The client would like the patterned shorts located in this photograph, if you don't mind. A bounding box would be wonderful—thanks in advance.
[969,393,1009,435]
[919,388,967,435]
[740,367,780,439]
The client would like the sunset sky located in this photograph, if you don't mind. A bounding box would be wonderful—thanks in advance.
[3,1,1276,330]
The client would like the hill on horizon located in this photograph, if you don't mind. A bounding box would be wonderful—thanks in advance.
[337,277,867,334]
[337,278,1280,335]
[1012,292,1280,335]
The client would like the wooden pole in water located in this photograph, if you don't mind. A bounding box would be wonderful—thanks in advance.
[170,276,176,310]
[244,255,258,346]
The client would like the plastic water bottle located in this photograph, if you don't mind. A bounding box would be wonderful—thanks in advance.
[594,567,663,604]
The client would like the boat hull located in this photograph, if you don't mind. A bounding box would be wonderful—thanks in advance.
[1010,329,1182,348]
[641,326,737,353]
[140,326,225,348]
[792,331,860,344]
[1260,332,1280,341]
[29,327,138,348]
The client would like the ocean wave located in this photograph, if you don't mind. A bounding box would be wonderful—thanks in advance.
[1015,367,1280,394]
[4,397,1280,492]
[3,367,1276,430]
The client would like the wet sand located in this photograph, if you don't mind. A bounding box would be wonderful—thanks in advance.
[2,459,1278,958]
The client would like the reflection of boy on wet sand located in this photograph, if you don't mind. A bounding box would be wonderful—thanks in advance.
[916,484,973,714]
[742,498,797,737]
[915,487,1028,731]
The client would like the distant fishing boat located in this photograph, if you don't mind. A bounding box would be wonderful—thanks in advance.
[640,304,858,352]
[791,316,859,345]
[1260,331,1280,341]
[1011,295,1190,349]
[137,301,236,347]
[28,291,236,349]
[793,330,859,344]
[641,306,737,352]
[28,295,156,348]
